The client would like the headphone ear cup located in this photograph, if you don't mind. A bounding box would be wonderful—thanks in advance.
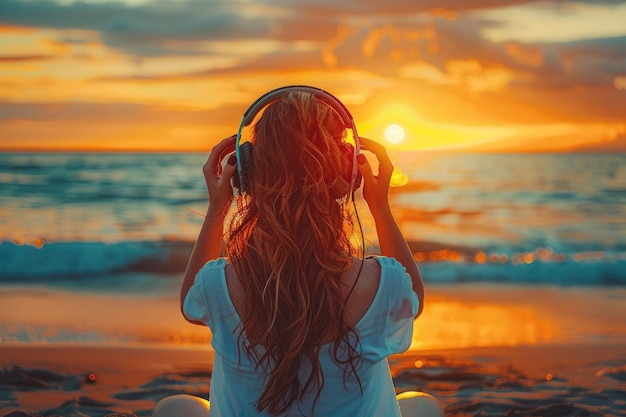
[239,142,254,193]
[339,143,361,193]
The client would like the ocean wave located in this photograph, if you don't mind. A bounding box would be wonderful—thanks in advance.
[0,240,191,281]
[0,240,625,288]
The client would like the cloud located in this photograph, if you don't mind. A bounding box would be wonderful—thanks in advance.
[56,5,623,125]
[573,130,626,152]
[1,0,625,151]
[508,36,626,89]
[315,13,626,122]
[258,0,626,16]
[0,54,55,62]
[2,0,624,62]
[0,100,245,150]
[0,0,271,56]
[252,1,626,94]
[0,0,111,30]
[100,10,271,57]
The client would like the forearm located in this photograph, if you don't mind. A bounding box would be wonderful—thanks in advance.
[179,210,226,309]
[371,204,424,312]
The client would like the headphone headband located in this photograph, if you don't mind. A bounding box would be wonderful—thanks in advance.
[241,85,355,128]
[235,85,360,194]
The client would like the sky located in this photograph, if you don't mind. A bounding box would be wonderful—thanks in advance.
[0,0,625,152]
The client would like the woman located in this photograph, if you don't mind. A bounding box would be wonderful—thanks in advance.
[158,89,444,417]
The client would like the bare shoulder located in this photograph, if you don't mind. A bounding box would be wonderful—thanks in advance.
[342,257,381,325]
[352,256,381,292]
[224,257,382,327]
[224,262,244,307]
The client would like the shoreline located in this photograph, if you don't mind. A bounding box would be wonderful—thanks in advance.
[3,283,626,349]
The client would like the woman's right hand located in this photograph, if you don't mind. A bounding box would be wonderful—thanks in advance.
[356,137,393,214]
[203,135,237,216]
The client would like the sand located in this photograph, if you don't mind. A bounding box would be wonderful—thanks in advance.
[2,284,625,416]
[1,344,213,416]
[1,343,625,417]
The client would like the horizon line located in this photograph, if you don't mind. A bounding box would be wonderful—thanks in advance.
[0,148,624,154]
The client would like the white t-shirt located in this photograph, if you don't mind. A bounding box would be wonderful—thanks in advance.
[183,256,419,417]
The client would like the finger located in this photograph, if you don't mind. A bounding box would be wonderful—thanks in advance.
[220,154,238,184]
[213,135,237,164]
[356,153,376,185]
[205,135,237,178]
[213,134,236,151]
[358,137,375,152]
[216,135,237,163]
[359,137,392,178]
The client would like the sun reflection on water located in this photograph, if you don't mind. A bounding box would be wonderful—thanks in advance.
[410,246,620,265]
[411,299,559,350]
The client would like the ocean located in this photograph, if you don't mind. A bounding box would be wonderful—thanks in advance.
[1,152,625,346]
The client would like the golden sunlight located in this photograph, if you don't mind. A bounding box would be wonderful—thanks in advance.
[359,102,515,151]
[383,124,406,144]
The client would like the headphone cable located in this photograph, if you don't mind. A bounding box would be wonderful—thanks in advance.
[343,193,365,306]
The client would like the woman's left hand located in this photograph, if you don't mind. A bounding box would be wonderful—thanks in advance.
[203,135,237,216]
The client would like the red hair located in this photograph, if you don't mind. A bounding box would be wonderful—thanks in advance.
[226,90,361,415]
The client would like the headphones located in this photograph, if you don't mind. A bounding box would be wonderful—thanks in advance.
[233,85,361,196]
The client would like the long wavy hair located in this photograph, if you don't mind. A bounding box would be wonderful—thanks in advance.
[225,90,362,415]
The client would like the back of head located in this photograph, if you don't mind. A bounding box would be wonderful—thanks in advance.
[250,89,354,202]
[226,89,361,415]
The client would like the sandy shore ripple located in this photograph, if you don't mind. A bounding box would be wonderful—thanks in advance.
[1,343,625,417]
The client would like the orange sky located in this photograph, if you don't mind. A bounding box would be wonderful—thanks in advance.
[0,0,625,152]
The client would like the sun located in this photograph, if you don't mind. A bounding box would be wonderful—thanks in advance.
[383,124,405,144]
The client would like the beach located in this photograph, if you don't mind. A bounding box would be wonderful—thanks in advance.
[2,0,626,407]
[2,342,625,416]
[2,284,625,417]
[1,152,625,416]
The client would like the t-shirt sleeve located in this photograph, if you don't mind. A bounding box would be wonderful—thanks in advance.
[183,271,209,324]
[382,257,419,354]
[358,256,419,361]
[182,258,227,325]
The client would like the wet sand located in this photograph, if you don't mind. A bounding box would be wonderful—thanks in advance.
[2,284,625,416]
[2,343,625,417]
